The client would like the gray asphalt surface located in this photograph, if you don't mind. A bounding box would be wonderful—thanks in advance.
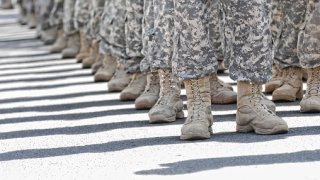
[0,9,320,180]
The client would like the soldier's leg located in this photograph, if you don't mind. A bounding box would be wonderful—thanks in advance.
[119,0,147,101]
[49,0,68,53]
[134,0,160,110]
[93,0,118,81]
[220,0,288,135]
[25,0,37,29]
[208,1,237,105]
[74,0,92,63]
[271,0,308,101]
[100,0,133,92]
[62,0,80,58]
[298,1,320,112]
[0,0,13,9]
[38,0,57,45]
[147,0,185,123]
[17,0,28,25]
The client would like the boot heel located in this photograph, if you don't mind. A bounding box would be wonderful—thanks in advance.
[176,110,184,119]
[296,86,304,100]
[236,124,254,133]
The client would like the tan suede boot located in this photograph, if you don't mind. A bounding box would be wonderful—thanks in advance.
[94,54,117,82]
[76,30,91,63]
[210,74,237,104]
[62,32,81,58]
[237,81,288,135]
[108,60,134,92]
[265,64,284,93]
[135,72,160,110]
[91,53,104,75]
[120,73,147,101]
[181,76,213,140]
[0,0,13,9]
[82,42,99,68]
[300,66,320,112]
[148,69,184,123]
[50,28,67,53]
[27,12,37,29]
[41,27,58,45]
[259,84,276,112]
[272,67,303,101]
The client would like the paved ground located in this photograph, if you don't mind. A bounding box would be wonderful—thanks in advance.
[0,9,320,180]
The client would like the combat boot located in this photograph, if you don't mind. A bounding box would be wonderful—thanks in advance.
[135,72,160,110]
[0,0,13,9]
[82,42,99,68]
[148,69,184,123]
[108,60,134,92]
[210,74,237,104]
[181,76,213,140]
[265,64,284,93]
[300,66,320,112]
[236,81,288,135]
[41,27,58,45]
[76,31,91,63]
[50,28,67,53]
[27,13,37,29]
[272,67,303,101]
[259,85,276,112]
[62,32,80,58]
[120,73,147,101]
[91,53,104,75]
[94,54,117,82]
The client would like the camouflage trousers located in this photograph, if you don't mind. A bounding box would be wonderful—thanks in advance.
[36,0,55,31]
[173,0,273,83]
[85,0,105,42]
[125,0,144,73]
[298,0,320,68]
[272,0,308,69]
[49,0,64,29]
[139,0,154,73]
[74,0,91,30]
[17,0,28,19]
[63,0,77,36]
[99,0,143,72]
[99,0,127,59]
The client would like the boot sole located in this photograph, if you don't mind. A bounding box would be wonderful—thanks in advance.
[149,111,184,124]
[300,105,320,113]
[272,94,299,102]
[237,124,288,135]
[180,133,210,140]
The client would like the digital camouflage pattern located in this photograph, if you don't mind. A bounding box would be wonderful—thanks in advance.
[172,0,217,80]
[273,0,308,69]
[63,0,77,36]
[74,0,91,30]
[125,0,144,73]
[150,0,175,72]
[49,0,64,28]
[140,0,154,73]
[86,0,105,42]
[173,0,273,83]
[99,0,127,59]
[298,0,320,68]
[37,0,55,30]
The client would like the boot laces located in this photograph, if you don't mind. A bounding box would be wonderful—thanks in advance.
[189,80,206,121]
[307,68,320,96]
[249,84,275,116]
[157,72,176,106]
[144,73,159,95]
